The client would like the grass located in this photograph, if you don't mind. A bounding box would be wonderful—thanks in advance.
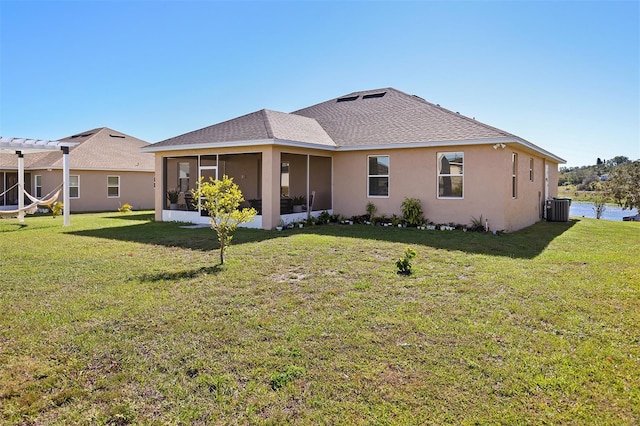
[0,212,638,425]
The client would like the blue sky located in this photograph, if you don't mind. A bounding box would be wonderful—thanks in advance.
[1,0,638,168]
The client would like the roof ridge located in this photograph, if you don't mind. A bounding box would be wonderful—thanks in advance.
[259,109,275,139]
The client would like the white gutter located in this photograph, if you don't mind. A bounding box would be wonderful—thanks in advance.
[141,137,565,164]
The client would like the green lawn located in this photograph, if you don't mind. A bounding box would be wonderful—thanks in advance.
[1,212,638,425]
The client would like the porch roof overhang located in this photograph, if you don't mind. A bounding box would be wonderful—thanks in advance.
[0,137,78,154]
[141,138,337,153]
[142,136,566,164]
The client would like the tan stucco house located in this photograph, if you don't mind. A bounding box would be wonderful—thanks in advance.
[0,127,154,212]
[142,88,565,231]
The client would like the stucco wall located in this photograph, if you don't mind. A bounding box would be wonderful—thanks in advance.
[152,143,560,231]
[333,145,560,232]
[32,169,154,212]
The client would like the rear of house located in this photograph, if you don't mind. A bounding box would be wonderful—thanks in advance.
[142,88,564,231]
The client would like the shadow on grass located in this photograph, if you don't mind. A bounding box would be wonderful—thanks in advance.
[307,219,578,259]
[0,222,28,232]
[140,265,222,282]
[68,216,577,259]
[103,212,156,222]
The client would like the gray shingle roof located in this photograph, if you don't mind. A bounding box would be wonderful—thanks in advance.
[148,88,520,150]
[0,127,154,170]
[293,87,517,146]
[143,87,564,163]
[149,109,335,149]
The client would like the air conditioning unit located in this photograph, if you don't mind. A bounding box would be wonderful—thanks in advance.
[546,198,571,222]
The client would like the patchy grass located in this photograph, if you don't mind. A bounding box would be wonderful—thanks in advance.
[0,212,638,424]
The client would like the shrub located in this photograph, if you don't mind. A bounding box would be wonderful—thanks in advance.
[317,210,331,225]
[395,247,417,275]
[118,203,132,213]
[365,201,377,223]
[401,198,423,226]
[469,215,486,232]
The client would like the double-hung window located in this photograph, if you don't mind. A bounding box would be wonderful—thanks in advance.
[108,176,120,198]
[368,155,389,197]
[34,175,42,197]
[437,152,463,198]
[69,176,80,198]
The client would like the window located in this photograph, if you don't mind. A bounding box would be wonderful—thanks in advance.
[512,153,518,198]
[529,157,534,182]
[107,176,120,198]
[34,175,42,197]
[368,155,389,197]
[178,162,190,192]
[69,175,79,198]
[438,152,463,198]
[281,162,290,197]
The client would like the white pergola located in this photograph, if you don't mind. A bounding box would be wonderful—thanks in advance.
[0,137,78,226]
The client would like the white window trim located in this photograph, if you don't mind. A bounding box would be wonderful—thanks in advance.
[367,155,390,198]
[107,175,120,198]
[529,157,534,182]
[34,175,42,197]
[437,152,464,199]
[70,175,80,199]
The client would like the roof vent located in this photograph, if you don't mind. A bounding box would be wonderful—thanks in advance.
[70,133,93,138]
[337,95,359,102]
[109,134,125,138]
[362,92,386,99]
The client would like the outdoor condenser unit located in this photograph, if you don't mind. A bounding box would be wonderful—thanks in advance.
[546,198,571,222]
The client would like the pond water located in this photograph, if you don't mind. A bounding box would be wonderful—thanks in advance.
[569,201,638,221]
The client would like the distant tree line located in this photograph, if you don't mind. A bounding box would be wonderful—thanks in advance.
[558,156,631,189]
[559,156,639,211]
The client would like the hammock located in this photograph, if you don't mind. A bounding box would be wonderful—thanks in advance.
[0,184,62,217]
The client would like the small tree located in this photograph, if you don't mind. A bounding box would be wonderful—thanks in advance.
[192,175,257,265]
[605,160,640,211]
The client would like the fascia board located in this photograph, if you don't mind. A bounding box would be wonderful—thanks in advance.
[337,137,566,164]
[141,139,276,153]
[141,139,336,153]
[141,136,565,164]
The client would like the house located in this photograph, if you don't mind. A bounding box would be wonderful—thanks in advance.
[141,88,565,231]
[0,127,155,212]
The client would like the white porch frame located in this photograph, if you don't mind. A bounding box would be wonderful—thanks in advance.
[0,137,77,226]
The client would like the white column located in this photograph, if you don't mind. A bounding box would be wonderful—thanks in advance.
[17,151,24,223]
[306,155,310,218]
[62,146,71,226]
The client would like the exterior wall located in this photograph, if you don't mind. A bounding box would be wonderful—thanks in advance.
[152,143,559,232]
[29,169,154,212]
[333,144,557,232]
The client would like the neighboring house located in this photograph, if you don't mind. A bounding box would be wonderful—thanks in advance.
[142,88,565,231]
[0,127,155,212]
